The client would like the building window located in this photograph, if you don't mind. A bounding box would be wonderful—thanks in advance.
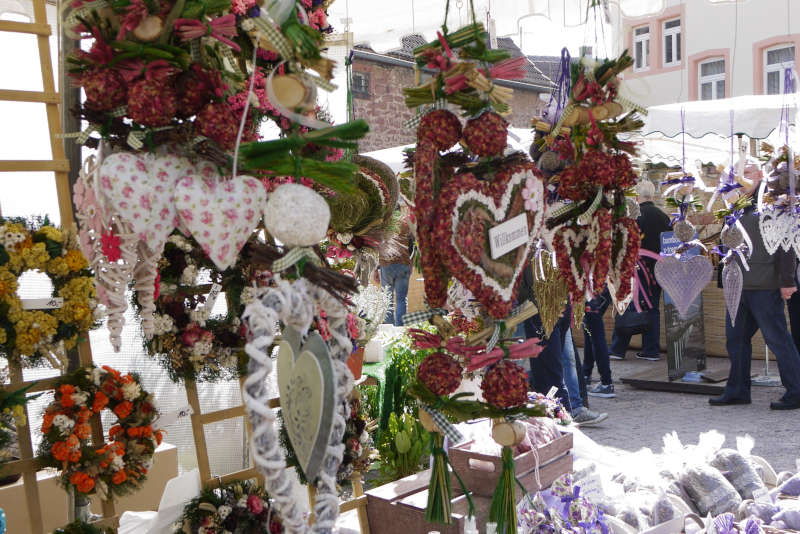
[662,18,681,66]
[633,25,650,72]
[699,58,725,100]
[764,44,795,94]
[352,71,370,99]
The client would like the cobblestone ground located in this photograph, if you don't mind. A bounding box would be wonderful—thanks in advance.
[579,351,800,472]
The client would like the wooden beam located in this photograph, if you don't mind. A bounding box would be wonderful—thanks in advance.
[196,405,246,425]
[205,467,260,487]
[185,379,213,484]
[0,160,70,172]
[0,89,60,103]
[339,494,367,513]
[0,20,51,35]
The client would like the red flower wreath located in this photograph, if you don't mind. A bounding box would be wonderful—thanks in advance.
[39,365,161,499]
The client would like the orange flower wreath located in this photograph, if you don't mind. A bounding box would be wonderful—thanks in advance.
[39,365,161,499]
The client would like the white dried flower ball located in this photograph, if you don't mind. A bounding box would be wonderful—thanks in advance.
[264,184,330,247]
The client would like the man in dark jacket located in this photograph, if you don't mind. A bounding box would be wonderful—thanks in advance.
[711,195,800,410]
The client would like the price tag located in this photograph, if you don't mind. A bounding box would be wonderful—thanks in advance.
[488,213,529,260]
[579,474,604,501]
[204,283,222,310]
[21,297,64,310]
[155,404,194,429]
[546,386,559,399]
[753,487,771,504]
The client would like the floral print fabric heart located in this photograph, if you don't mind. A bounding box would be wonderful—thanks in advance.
[174,166,266,271]
[98,152,189,254]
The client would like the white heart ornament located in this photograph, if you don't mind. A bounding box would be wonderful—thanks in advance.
[722,261,743,326]
[277,326,336,482]
[758,208,792,255]
[98,151,188,254]
[174,168,265,270]
[654,255,713,318]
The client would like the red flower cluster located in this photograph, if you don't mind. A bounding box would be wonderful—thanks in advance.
[557,150,637,201]
[481,360,529,409]
[463,111,508,157]
[418,352,463,396]
[610,217,641,301]
[591,209,613,294]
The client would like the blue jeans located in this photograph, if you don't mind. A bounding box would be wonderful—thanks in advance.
[525,307,571,411]
[724,289,800,402]
[380,264,411,326]
[583,288,613,385]
[610,288,662,357]
[560,327,583,415]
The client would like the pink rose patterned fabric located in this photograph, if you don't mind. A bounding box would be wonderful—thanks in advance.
[98,151,189,254]
[174,166,265,270]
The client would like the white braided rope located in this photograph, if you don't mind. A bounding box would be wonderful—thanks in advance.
[242,277,353,534]
[133,242,159,339]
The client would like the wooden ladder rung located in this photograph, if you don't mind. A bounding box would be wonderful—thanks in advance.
[0,20,51,35]
[1,456,49,477]
[0,160,70,172]
[339,494,367,513]
[0,89,60,103]
[196,405,246,425]
[21,376,59,393]
[205,467,260,487]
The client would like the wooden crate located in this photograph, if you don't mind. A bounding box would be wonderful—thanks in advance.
[448,432,573,497]
[366,434,573,534]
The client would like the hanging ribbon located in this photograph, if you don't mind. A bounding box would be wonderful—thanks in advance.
[126,126,171,149]
[401,306,448,325]
[403,99,448,129]
[707,110,738,211]
[245,17,293,60]
[544,47,572,125]
[419,403,464,444]
[174,14,241,52]
[271,247,323,272]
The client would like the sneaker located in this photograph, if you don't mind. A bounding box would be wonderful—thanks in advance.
[609,353,625,360]
[636,352,660,361]
[588,383,616,398]
[573,408,608,426]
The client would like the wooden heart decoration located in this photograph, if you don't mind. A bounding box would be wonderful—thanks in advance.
[277,326,336,482]
[435,162,545,318]
[654,255,713,318]
[98,151,189,254]
[174,162,265,271]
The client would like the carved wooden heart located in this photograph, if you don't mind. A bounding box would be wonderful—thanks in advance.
[277,326,335,482]
[434,162,545,318]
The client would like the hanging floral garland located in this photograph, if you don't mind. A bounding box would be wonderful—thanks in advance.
[0,219,100,368]
[176,479,284,534]
[38,365,161,500]
[132,231,265,383]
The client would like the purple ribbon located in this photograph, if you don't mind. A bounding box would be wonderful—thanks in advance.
[661,175,695,187]
[724,209,744,226]
[669,200,690,224]
[545,47,572,125]
[719,180,742,194]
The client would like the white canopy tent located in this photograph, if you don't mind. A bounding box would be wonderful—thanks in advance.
[640,94,797,139]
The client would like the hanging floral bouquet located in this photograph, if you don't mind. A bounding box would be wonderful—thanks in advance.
[175,480,284,534]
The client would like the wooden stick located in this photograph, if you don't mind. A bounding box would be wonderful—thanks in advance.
[465,300,539,345]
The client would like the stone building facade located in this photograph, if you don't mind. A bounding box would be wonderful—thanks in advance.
[351,34,555,152]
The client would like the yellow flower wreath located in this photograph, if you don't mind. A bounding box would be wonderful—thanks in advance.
[0,220,99,367]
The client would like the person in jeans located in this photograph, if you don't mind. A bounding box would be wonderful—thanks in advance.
[711,193,800,410]
[582,287,615,397]
[609,180,670,361]
[561,326,608,425]
[378,213,412,326]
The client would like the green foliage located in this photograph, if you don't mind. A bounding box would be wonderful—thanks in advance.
[375,412,431,483]
[53,520,112,534]
[360,384,381,421]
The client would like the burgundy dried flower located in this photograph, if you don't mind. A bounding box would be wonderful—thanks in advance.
[81,69,127,111]
[195,101,239,150]
[481,360,528,409]
[463,111,508,157]
[417,352,462,396]
[127,78,177,127]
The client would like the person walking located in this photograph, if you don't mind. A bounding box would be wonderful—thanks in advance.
[711,192,800,410]
[609,180,671,361]
[561,326,608,425]
[378,211,412,326]
[582,287,615,397]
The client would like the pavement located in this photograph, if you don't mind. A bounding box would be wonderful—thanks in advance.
[578,350,800,473]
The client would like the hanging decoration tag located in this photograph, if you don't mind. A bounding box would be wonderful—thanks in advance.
[21,297,64,310]
[204,283,223,311]
[488,213,529,260]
